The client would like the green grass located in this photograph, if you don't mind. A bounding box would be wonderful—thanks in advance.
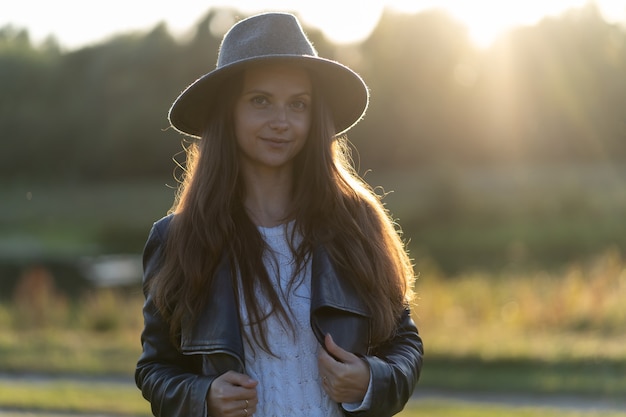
[0,290,144,376]
[0,249,624,401]
[3,165,626,271]
[401,400,626,417]
[0,329,141,375]
[0,179,174,256]
[411,247,626,397]
[420,356,626,397]
[1,380,624,417]
[0,379,151,416]
[368,165,626,272]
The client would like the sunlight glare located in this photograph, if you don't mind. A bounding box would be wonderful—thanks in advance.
[233,1,385,44]
[2,0,624,50]
[301,3,385,44]
[385,0,591,48]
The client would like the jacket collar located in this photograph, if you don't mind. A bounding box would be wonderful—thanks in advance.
[180,255,244,359]
[310,245,370,317]
[180,246,369,354]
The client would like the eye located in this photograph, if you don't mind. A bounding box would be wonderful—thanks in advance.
[251,95,269,107]
[290,99,309,111]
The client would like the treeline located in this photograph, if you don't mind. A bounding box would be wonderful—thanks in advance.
[1,4,625,181]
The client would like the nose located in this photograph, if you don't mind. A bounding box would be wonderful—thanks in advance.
[268,105,289,131]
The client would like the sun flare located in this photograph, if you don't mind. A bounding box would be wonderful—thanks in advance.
[384,0,594,48]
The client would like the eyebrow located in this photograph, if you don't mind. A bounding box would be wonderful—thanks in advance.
[242,89,312,98]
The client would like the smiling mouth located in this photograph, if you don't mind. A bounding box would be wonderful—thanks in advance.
[262,137,290,144]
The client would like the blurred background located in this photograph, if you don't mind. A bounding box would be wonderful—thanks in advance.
[1,1,625,415]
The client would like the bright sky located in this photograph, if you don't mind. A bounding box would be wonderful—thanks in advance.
[2,0,625,49]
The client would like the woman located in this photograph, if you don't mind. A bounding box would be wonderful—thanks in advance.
[136,12,423,417]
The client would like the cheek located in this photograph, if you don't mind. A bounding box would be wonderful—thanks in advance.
[297,113,312,136]
[233,106,245,135]
[234,109,258,139]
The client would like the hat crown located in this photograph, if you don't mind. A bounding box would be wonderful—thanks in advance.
[217,13,318,69]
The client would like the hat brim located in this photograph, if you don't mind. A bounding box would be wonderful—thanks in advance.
[168,55,369,138]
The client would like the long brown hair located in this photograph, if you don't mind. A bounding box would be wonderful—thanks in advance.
[149,67,415,353]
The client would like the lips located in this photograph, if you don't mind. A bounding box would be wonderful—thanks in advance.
[261,137,290,144]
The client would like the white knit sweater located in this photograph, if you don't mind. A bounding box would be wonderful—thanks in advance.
[239,223,343,417]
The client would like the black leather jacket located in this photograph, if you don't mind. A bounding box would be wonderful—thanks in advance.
[136,215,423,417]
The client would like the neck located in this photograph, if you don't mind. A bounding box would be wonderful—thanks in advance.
[242,167,294,227]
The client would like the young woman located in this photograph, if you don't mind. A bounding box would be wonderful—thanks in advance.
[136,12,423,417]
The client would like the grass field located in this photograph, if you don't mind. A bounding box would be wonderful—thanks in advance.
[0,379,149,416]
[1,248,624,391]
[1,380,625,417]
[0,247,624,414]
[4,164,626,272]
[1,166,625,415]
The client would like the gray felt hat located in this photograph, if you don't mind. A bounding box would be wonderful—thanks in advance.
[168,12,369,138]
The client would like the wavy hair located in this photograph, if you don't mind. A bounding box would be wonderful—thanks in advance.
[149,68,415,353]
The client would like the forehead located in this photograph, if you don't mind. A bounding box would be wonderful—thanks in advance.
[240,63,312,92]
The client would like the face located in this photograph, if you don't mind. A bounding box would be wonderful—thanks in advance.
[233,63,312,176]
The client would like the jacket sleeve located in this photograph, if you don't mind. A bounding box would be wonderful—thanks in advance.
[135,218,214,417]
[347,308,423,417]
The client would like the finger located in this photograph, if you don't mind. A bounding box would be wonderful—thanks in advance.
[223,395,258,413]
[317,342,336,374]
[221,371,258,388]
[321,373,342,403]
[242,397,259,410]
[240,396,260,417]
[324,333,357,364]
[239,390,258,416]
[209,372,258,408]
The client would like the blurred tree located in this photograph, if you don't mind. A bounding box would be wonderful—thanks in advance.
[52,23,184,179]
[476,3,626,164]
[354,9,491,168]
[0,26,62,178]
[1,5,625,181]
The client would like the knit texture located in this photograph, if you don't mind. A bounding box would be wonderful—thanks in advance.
[239,223,342,417]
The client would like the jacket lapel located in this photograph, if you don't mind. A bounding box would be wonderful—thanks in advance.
[180,245,371,364]
[180,257,245,370]
[310,246,370,316]
[310,246,371,356]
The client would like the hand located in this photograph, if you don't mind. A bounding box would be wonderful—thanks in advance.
[318,333,370,403]
[207,370,258,417]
